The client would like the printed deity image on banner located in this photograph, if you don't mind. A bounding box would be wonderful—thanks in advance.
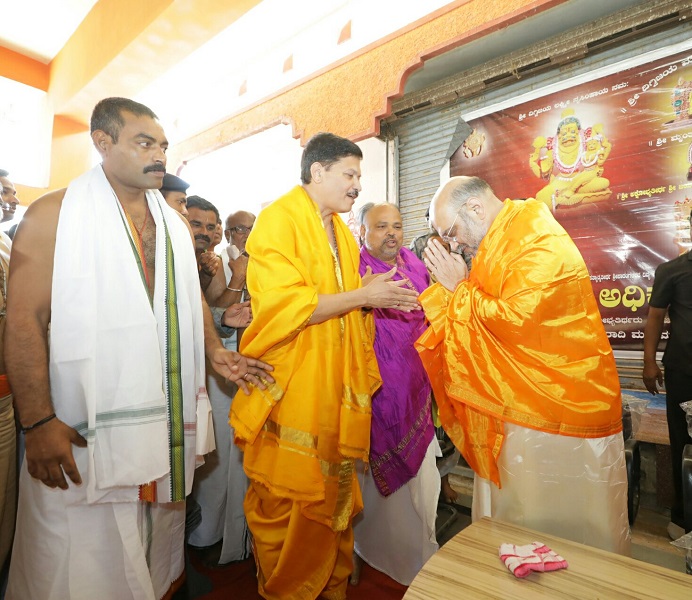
[449,47,692,350]
[529,109,612,210]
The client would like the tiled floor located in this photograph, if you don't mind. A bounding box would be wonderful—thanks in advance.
[630,502,688,573]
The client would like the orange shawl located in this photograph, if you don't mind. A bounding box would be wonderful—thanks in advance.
[231,186,380,531]
[416,199,622,486]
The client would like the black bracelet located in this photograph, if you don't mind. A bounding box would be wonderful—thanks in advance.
[20,413,57,434]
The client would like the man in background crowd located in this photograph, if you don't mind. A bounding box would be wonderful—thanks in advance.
[409,227,461,506]
[204,210,255,310]
[643,211,692,539]
[186,195,221,291]
[160,172,189,217]
[211,217,224,253]
[0,173,14,587]
[188,204,256,566]
[0,170,18,225]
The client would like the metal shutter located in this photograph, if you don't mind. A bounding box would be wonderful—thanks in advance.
[393,104,462,245]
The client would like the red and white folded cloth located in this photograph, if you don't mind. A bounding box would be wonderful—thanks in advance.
[499,542,568,578]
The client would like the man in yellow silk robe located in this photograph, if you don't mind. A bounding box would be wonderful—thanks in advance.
[418,176,630,555]
[230,132,421,600]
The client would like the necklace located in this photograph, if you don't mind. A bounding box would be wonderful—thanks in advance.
[329,219,340,265]
[131,207,148,237]
[553,132,585,174]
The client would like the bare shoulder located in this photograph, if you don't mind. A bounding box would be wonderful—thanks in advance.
[25,188,66,216]
[6,189,67,316]
[14,189,66,246]
[11,189,67,271]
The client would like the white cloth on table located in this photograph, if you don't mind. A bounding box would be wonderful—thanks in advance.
[472,422,631,556]
[353,438,441,586]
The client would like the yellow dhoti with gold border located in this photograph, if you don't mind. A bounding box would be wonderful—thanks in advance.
[416,199,630,554]
[231,186,380,600]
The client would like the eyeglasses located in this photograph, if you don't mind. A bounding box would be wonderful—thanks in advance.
[229,225,252,235]
[440,212,460,244]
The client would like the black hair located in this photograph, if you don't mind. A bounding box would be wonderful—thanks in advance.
[186,195,220,220]
[300,132,362,184]
[90,97,158,143]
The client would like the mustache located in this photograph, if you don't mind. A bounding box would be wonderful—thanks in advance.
[194,234,211,243]
[143,164,166,174]
[348,190,359,198]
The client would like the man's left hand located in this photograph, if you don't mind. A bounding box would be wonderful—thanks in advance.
[209,347,274,395]
[223,301,252,328]
[423,238,468,291]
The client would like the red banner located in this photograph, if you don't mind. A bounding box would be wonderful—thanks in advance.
[450,47,692,349]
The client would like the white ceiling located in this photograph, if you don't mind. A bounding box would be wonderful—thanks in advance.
[0,0,99,63]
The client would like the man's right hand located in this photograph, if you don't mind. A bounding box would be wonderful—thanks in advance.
[362,267,420,311]
[227,253,249,282]
[25,418,87,489]
[642,362,663,395]
[423,238,468,291]
[199,252,219,277]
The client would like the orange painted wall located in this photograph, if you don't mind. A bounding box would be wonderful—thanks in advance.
[48,116,93,192]
[0,47,49,91]
[50,0,262,122]
[49,0,172,115]
[168,0,565,169]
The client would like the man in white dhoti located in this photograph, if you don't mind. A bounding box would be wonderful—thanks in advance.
[352,204,440,586]
[5,97,273,600]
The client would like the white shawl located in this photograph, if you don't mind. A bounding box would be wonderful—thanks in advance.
[50,165,213,505]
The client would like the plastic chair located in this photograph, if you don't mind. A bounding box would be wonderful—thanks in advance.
[622,406,641,526]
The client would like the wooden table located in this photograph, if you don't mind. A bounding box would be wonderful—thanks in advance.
[404,518,690,599]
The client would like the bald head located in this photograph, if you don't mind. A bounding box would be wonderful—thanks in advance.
[224,210,256,251]
[428,176,502,256]
[361,203,403,265]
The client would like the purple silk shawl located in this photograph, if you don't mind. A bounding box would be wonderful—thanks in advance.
[359,246,434,497]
